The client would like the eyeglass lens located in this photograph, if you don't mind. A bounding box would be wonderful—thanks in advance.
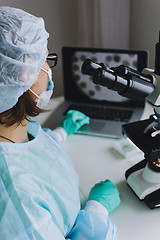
[47,53,58,68]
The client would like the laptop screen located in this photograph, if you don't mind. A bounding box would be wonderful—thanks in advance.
[62,47,148,107]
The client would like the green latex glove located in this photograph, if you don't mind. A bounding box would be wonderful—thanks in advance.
[88,179,121,214]
[60,110,90,135]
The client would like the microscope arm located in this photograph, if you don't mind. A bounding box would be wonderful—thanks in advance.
[143,68,160,107]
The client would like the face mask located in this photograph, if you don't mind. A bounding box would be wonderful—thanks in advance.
[29,68,54,109]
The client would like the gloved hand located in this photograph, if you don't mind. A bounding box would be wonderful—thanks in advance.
[59,110,90,135]
[88,179,121,214]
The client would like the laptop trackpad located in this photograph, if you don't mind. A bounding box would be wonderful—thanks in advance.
[77,120,106,133]
[76,119,123,138]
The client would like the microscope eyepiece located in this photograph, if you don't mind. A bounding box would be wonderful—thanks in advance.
[81,59,112,76]
[81,59,102,76]
[81,59,155,103]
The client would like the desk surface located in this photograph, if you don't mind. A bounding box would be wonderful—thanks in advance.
[34,97,159,240]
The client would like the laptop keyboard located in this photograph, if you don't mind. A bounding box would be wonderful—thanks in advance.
[64,104,133,122]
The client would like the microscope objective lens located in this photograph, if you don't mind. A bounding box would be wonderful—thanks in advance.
[152,159,160,168]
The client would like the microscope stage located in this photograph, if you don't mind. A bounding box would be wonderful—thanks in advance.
[122,117,160,160]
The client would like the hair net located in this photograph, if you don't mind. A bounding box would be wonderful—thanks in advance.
[0,6,49,113]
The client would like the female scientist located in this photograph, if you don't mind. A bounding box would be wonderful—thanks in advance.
[0,6,121,240]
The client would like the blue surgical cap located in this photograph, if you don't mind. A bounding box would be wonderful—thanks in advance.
[0,6,49,113]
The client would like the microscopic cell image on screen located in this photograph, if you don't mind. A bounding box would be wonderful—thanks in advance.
[72,51,138,102]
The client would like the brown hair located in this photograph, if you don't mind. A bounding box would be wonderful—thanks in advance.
[0,91,45,126]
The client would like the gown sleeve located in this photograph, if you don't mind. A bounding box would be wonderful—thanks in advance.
[43,127,67,143]
[66,200,116,240]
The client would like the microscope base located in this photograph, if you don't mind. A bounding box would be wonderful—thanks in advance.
[125,160,160,209]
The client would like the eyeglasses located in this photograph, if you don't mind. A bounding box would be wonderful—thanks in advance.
[46,53,58,68]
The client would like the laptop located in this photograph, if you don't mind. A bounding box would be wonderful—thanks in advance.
[43,47,148,138]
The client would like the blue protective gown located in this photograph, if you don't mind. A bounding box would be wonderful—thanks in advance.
[0,120,116,240]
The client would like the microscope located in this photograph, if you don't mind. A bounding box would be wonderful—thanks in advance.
[81,33,160,209]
